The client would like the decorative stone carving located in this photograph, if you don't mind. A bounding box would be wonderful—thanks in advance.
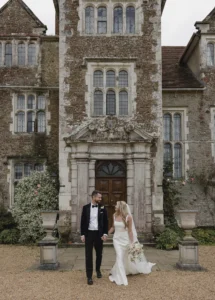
[64,116,158,146]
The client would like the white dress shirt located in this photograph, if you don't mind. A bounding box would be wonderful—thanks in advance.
[88,203,98,230]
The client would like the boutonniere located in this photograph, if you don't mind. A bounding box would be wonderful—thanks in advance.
[100,206,104,209]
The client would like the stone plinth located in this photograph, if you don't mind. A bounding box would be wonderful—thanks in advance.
[38,239,59,270]
[176,240,204,271]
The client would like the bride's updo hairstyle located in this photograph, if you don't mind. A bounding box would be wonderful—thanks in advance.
[115,201,129,228]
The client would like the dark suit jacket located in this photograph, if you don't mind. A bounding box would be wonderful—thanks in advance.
[81,203,108,237]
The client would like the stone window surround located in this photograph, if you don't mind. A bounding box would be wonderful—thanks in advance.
[10,91,51,135]
[7,159,46,207]
[0,39,38,67]
[85,61,137,117]
[78,0,144,36]
[163,108,189,179]
[210,107,215,159]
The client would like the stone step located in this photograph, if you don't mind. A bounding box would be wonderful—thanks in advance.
[59,241,156,248]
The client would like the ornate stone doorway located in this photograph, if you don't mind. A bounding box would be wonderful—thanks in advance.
[95,161,127,229]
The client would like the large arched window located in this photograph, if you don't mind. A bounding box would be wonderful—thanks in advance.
[37,112,46,133]
[17,112,25,132]
[94,90,103,115]
[5,43,12,66]
[126,6,135,34]
[97,7,107,34]
[119,91,128,115]
[113,6,123,33]
[106,70,115,87]
[106,90,116,115]
[18,43,26,66]
[119,70,128,87]
[174,113,181,140]
[28,44,36,65]
[207,43,214,66]
[93,70,103,87]
[85,6,94,34]
[163,113,171,141]
[174,143,182,178]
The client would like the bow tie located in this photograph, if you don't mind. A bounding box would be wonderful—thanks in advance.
[92,205,98,208]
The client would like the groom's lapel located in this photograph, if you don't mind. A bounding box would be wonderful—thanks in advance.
[86,203,91,225]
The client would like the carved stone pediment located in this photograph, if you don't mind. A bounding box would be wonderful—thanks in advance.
[64,116,158,146]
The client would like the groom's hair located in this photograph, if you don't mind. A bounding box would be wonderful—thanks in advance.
[92,190,101,198]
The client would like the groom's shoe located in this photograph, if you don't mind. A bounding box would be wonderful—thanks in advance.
[96,271,102,278]
[87,278,93,285]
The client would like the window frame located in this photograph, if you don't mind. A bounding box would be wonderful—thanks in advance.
[163,109,187,179]
[207,42,215,67]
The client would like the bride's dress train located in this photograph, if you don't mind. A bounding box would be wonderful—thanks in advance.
[109,220,155,286]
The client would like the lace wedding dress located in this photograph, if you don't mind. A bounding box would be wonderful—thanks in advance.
[109,216,155,286]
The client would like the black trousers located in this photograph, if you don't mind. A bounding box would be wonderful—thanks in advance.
[85,230,103,278]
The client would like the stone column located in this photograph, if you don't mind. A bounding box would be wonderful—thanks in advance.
[71,158,78,231]
[89,160,96,196]
[126,159,134,213]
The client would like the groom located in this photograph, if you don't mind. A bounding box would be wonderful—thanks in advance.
[81,190,108,285]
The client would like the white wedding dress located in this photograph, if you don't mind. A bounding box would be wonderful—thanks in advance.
[109,217,156,286]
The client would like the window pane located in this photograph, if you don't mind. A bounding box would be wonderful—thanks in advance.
[106,71,115,87]
[35,164,44,172]
[17,112,25,132]
[106,90,116,115]
[207,43,214,66]
[17,95,25,110]
[38,95,46,109]
[15,164,23,180]
[5,43,12,66]
[27,111,35,132]
[94,90,103,115]
[164,143,172,164]
[174,114,181,140]
[24,164,33,177]
[37,112,46,132]
[119,91,128,115]
[27,95,35,109]
[85,6,94,34]
[119,70,128,87]
[163,114,171,141]
[93,71,103,87]
[98,7,107,34]
[0,43,2,66]
[126,6,135,34]
[174,143,182,178]
[114,7,123,33]
[18,44,25,66]
[28,44,36,65]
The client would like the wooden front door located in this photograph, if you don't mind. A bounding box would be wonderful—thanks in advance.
[95,161,127,229]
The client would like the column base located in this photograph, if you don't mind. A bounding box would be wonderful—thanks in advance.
[38,239,59,270]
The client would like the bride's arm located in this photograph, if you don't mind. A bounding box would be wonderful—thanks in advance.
[108,215,115,235]
[127,215,134,244]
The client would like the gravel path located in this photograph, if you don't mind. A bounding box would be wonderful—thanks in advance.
[0,245,215,300]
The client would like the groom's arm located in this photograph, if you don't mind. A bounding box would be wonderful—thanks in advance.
[80,205,86,237]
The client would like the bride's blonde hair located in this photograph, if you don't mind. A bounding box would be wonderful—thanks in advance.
[115,201,129,228]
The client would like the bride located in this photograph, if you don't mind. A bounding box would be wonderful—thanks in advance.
[108,201,155,286]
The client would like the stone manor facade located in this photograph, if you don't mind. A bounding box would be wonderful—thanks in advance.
[0,0,215,240]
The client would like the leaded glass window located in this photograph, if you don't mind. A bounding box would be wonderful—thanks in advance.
[106,90,116,115]
[126,6,135,34]
[5,43,12,66]
[113,7,123,34]
[27,95,35,109]
[163,114,171,141]
[174,143,182,178]
[18,43,25,66]
[0,43,2,66]
[17,95,25,110]
[119,71,128,87]
[27,111,35,133]
[164,143,172,164]
[15,164,23,180]
[94,90,103,115]
[119,91,128,115]
[106,70,115,87]
[28,44,36,65]
[35,164,44,172]
[174,114,181,141]
[93,70,103,87]
[96,161,126,177]
[37,112,46,133]
[85,6,94,34]
[98,7,107,34]
[17,112,25,132]
[207,43,214,67]
[38,95,46,109]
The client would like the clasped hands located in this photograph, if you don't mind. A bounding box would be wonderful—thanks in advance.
[81,235,107,243]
